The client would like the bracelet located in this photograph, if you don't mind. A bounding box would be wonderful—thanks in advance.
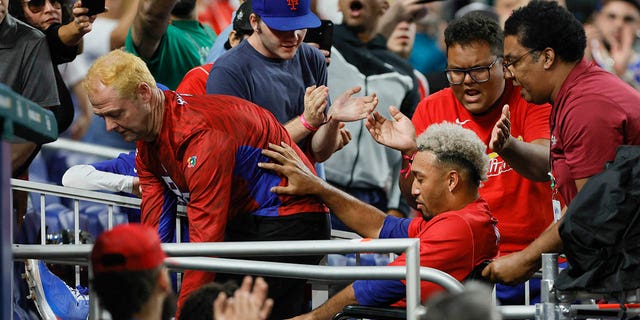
[299,114,320,131]
[400,150,417,178]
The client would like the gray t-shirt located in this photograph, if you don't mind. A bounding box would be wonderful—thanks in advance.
[0,14,59,108]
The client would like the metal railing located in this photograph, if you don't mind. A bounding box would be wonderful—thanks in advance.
[14,238,444,320]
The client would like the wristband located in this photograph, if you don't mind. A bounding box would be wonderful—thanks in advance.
[400,150,417,178]
[299,114,320,131]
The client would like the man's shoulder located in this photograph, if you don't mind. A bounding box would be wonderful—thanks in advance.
[0,15,46,48]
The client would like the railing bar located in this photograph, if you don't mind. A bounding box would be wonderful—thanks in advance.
[108,205,113,230]
[74,199,80,288]
[40,193,45,245]
[12,179,141,208]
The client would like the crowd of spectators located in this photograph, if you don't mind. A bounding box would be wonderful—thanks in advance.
[2,0,639,319]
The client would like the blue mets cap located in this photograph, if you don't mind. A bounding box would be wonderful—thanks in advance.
[252,0,321,31]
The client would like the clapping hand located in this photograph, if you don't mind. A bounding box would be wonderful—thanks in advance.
[365,106,417,152]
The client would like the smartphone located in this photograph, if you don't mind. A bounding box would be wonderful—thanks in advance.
[81,0,106,16]
[304,20,334,52]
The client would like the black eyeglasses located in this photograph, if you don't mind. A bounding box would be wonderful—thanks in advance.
[445,58,500,85]
[502,49,538,77]
[24,0,62,13]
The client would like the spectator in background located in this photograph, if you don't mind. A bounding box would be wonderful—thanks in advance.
[323,0,424,225]
[204,0,246,63]
[206,0,375,163]
[260,122,498,319]
[482,0,640,285]
[9,0,97,136]
[125,0,216,89]
[177,0,253,95]
[385,14,431,99]
[8,0,96,177]
[401,12,554,305]
[584,0,640,89]
[0,0,59,179]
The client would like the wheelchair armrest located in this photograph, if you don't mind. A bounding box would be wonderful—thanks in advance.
[332,305,407,320]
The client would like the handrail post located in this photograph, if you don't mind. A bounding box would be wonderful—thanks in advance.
[406,238,421,319]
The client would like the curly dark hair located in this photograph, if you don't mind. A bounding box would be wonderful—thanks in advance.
[444,12,504,58]
[8,0,73,28]
[92,267,162,319]
[504,0,586,63]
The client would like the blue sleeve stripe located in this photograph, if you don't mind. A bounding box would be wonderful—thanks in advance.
[353,279,406,306]
[379,215,411,239]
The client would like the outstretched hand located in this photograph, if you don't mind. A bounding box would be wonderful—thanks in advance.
[213,276,273,320]
[328,86,377,122]
[258,142,324,196]
[489,104,511,152]
[365,106,417,152]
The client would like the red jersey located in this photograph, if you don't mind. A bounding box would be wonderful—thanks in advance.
[551,59,640,205]
[136,91,328,305]
[411,83,554,255]
[176,63,213,95]
[353,198,499,306]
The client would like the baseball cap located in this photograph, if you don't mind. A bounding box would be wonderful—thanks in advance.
[252,0,321,31]
[234,0,254,33]
[225,0,254,49]
[91,224,166,274]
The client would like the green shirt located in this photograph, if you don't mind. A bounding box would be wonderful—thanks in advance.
[125,20,216,90]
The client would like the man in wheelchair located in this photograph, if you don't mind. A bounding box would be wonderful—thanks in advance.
[259,122,500,319]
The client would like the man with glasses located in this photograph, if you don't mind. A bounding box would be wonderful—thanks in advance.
[402,12,554,305]
[482,0,640,285]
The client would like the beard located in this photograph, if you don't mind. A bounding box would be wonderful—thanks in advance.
[171,0,196,17]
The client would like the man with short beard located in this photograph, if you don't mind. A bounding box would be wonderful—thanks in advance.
[125,0,216,89]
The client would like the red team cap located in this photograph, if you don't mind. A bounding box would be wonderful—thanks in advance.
[252,0,321,31]
[91,224,166,274]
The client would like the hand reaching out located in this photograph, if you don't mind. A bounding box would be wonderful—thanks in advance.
[489,105,511,152]
[258,142,324,196]
[303,85,329,128]
[328,86,377,122]
[213,276,273,320]
[365,106,417,152]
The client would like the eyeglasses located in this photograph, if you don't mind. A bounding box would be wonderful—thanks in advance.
[445,58,500,85]
[502,49,538,78]
[24,0,62,13]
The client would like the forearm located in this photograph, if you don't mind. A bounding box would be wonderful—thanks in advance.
[284,117,314,143]
[310,120,340,162]
[499,138,550,181]
[306,284,359,320]
[520,220,564,270]
[62,165,135,193]
[315,179,385,238]
[111,0,138,49]
[131,0,177,58]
